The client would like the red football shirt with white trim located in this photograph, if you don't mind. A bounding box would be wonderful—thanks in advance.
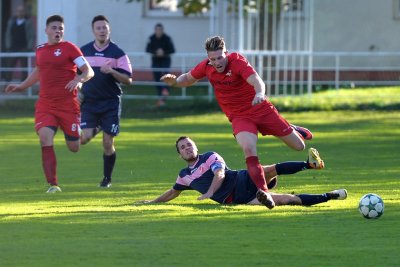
[190,52,271,120]
[35,41,83,112]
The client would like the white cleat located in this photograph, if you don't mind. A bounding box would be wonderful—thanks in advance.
[328,189,347,200]
[46,185,62,193]
[256,189,276,209]
[308,147,325,169]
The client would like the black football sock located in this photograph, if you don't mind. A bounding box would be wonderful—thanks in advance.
[275,161,308,175]
[297,194,329,206]
[103,152,116,180]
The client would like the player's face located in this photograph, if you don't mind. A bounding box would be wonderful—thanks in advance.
[177,138,198,162]
[45,21,64,45]
[93,20,111,44]
[207,49,228,73]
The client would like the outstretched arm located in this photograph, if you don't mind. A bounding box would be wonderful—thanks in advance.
[198,168,225,200]
[137,188,182,204]
[4,67,39,93]
[160,72,198,87]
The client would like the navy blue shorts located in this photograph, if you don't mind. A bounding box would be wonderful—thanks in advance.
[81,99,121,136]
[232,170,258,204]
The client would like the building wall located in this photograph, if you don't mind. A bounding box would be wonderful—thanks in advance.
[37,0,210,53]
[314,0,400,52]
[36,0,400,70]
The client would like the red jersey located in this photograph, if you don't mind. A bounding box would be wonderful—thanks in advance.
[35,41,83,112]
[190,52,272,120]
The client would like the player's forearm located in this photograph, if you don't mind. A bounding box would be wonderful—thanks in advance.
[175,73,197,87]
[247,74,266,96]
[19,68,39,90]
[150,188,180,203]
[206,169,225,196]
[110,70,132,85]
[75,64,94,83]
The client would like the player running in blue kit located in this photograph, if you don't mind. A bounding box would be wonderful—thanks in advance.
[80,15,132,187]
[137,136,347,207]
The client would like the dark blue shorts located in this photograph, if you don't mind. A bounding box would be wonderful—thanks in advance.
[81,99,121,136]
[232,170,258,204]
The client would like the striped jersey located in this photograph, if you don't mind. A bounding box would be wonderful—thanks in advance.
[173,152,238,203]
[80,41,132,100]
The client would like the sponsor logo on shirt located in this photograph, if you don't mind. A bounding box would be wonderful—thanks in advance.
[54,49,62,57]
[190,167,198,174]
[95,52,104,56]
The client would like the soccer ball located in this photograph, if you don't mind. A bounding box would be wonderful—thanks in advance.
[358,193,384,219]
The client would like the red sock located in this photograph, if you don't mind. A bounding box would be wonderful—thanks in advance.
[41,146,58,185]
[246,156,268,191]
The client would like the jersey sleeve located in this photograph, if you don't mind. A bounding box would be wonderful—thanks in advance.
[207,152,226,173]
[116,54,133,76]
[173,173,192,191]
[67,42,84,62]
[173,183,191,191]
[190,59,208,80]
[232,53,257,80]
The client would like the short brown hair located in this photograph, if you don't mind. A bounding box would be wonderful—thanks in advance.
[46,15,64,26]
[204,36,225,52]
[92,15,110,28]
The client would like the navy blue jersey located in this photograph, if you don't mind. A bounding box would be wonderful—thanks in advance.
[80,41,132,101]
[173,152,238,203]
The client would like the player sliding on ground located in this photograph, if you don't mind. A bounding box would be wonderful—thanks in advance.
[136,136,347,207]
[161,36,314,209]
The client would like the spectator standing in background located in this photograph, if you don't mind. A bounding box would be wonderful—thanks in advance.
[4,4,35,81]
[146,23,175,107]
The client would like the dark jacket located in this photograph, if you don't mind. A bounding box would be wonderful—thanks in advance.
[146,33,175,66]
[5,16,35,51]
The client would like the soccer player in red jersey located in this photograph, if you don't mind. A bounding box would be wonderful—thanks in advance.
[5,15,94,193]
[161,36,313,209]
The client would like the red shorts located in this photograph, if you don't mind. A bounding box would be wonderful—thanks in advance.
[231,107,293,137]
[35,109,81,139]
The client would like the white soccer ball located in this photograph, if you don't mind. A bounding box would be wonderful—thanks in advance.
[358,193,384,219]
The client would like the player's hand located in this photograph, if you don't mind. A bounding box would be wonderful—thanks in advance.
[160,74,177,86]
[4,84,23,94]
[252,92,266,106]
[65,80,83,92]
[156,48,164,57]
[197,192,212,200]
[100,65,113,74]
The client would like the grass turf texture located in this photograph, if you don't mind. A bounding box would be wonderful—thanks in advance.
[1,86,400,266]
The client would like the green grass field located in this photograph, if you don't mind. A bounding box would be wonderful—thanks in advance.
[1,104,400,265]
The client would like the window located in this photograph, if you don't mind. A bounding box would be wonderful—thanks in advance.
[282,0,307,18]
[144,0,180,17]
[393,0,400,19]
[144,0,209,17]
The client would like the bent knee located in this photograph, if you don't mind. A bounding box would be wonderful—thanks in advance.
[292,143,306,151]
[69,146,80,153]
[80,137,91,145]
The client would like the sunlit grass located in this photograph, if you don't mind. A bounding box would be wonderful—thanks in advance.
[0,110,400,266]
